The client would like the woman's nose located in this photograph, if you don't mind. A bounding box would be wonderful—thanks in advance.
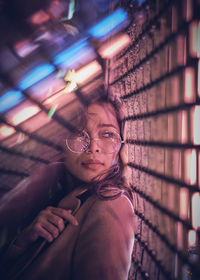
[85,138,100,153]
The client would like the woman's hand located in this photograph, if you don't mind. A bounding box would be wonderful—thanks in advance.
[15,206,79,247]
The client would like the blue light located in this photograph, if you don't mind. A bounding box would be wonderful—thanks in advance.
[0,90,24,114]
[138,0,146,4]
[88,8,128,38]
[53,38,89,66]
[19,64,55,90]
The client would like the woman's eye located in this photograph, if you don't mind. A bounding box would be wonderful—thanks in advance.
[100,131,116,138]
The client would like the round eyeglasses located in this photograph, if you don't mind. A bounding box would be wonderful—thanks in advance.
[65,130,124,154]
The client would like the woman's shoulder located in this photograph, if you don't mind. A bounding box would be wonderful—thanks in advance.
[90,186,134,217]
[80,187,135,236]
[95,185,133,206]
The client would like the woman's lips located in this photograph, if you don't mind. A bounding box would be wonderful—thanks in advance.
[82,160,103,169]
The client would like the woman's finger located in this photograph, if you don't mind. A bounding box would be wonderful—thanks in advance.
[44,212,65,233]
[38,218,60,239]
[48,206,79,226]
[32,223,54,243]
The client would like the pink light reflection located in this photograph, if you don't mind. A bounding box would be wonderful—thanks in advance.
[198,23,200,57]
[171,76,179,105]
[28,10,50,24]
[185,0,193,22]
[198,60,200,97]
[178,110,188,143]
[173,149,181,180]
[0,125,15,139]
[75,61,102,85]
[14,39,39,57]
[179,188,189,220]
[189,21,198,57]
[191,193,200,230]
[12,106,40,125]
[98,33,131,58]
[191,106,200,145]
[184,67,195,103]
[188,230,197,246]
[199,153,200,188]
[184,149,197,185]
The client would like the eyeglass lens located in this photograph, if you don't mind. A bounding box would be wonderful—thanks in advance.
[66,131,121,153]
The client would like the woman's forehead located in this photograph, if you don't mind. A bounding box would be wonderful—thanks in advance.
[87,103,119,126]
[68,102,120,134]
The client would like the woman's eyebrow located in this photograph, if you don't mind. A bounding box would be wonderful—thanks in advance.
[97,124,118,129]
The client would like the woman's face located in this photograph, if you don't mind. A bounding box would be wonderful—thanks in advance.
[64,102,121,182]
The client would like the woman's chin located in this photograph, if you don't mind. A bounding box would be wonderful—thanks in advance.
[76,170,106,183]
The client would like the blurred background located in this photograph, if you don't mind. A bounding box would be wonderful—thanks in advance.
[0,0,134,190]
[0,0,200,279]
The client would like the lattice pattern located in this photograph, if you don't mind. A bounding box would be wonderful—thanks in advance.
[107,0,200,279]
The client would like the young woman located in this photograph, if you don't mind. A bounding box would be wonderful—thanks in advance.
[0,97,135,280]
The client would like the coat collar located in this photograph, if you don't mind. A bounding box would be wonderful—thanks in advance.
[58,187,89,215]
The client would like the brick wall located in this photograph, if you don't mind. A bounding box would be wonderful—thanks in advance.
[107,0,200,279]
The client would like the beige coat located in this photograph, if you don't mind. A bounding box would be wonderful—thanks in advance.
[0,163,135,280]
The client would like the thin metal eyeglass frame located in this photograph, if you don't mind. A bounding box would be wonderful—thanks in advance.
[65,130,124,154]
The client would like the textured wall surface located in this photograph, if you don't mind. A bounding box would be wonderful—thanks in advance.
[107,0,200,279]
[0,0,199,279]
